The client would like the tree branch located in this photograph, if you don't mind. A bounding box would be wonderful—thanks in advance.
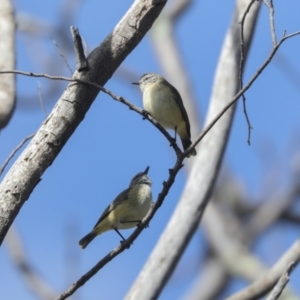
[0,0,167,245]
[0,133,35,177]
[5,227,57,300]
[125,1,260,299]
[0,0,15,129]
[226,240,300,300]
[266,262,296,300]
[187,30,300,157]
[56,157,185,300]
[0,69,181,156]
[239,0,257,144]
[263,0,277,46]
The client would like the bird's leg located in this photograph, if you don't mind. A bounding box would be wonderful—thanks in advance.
[114,228,126,241]
[115,227,132,249]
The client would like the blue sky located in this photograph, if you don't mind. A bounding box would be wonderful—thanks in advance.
[1,0,300,299]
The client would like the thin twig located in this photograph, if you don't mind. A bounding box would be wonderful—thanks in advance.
[1,25,299,160]
[239,0,257,145]
[263,0,277,46]
[0,31,299,172]
[37,82,47,117]
[56,26,300,300]
[55,158,185,300]
[50,37,73,75]
[0,133,36,177]
[0,69,182,157]
[266,262,296,300]
[1,31,300,171]
[185,30,300,157]
[2,31,300,300]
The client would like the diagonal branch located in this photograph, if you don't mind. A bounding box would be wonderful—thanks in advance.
[0,133,35,177]
[0,69,181,156]
[56,157,185,300]
[226,240,300,300]
[125,1,260,299]
[185,30,300,157]
[266,262,296,300]
[0,0,167,245]
[5,227,58,300]
[4,26,300,165]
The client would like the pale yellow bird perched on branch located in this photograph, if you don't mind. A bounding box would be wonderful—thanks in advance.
[79,166,152,249]
[133,73,197,157]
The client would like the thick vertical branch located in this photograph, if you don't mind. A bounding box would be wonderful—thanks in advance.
[0,0,15,129]
[0,0,167,245]
[125,1,260,299]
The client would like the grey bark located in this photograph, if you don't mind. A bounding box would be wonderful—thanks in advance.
[0,0,167,245]
[0,0,15,129]
[125,1,260,299]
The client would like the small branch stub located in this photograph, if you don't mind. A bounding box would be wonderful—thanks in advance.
[70,26,88,72]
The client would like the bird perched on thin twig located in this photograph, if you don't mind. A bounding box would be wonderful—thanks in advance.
[79,166,152,249]
[133,73,197,157]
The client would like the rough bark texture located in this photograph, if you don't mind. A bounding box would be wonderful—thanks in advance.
[0,0,167,245]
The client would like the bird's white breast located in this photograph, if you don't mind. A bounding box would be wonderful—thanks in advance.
[143,83,183,129]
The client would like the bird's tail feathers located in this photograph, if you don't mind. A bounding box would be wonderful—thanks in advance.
[181,138,197,157]
[79,232,98,249]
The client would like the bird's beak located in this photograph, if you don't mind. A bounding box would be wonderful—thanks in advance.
[144,166,150,174]
[132,82,139,85]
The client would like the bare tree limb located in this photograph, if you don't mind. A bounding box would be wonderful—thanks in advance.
[125,1,260,299]
[55,155,185,300]
[239,0,257,144]
[183,256,229,300]
[0,0,15,129]
[0,133,35,177]
[2,24,300,165]
[266,262,296,300]
[0,69,181,156]
[203,201,298,298]
[5,227,57,300]
[70,26,88,72]
[167,0,192,21]
[0,0,167,245]
[226,240,300,300]
[203,202,267,280]
[263,0,277,46]
[187,30,300,158]
[244,184,300,240]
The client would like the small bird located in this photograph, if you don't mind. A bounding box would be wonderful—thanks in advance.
[133,73,196,157]
[79,166,152,249]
